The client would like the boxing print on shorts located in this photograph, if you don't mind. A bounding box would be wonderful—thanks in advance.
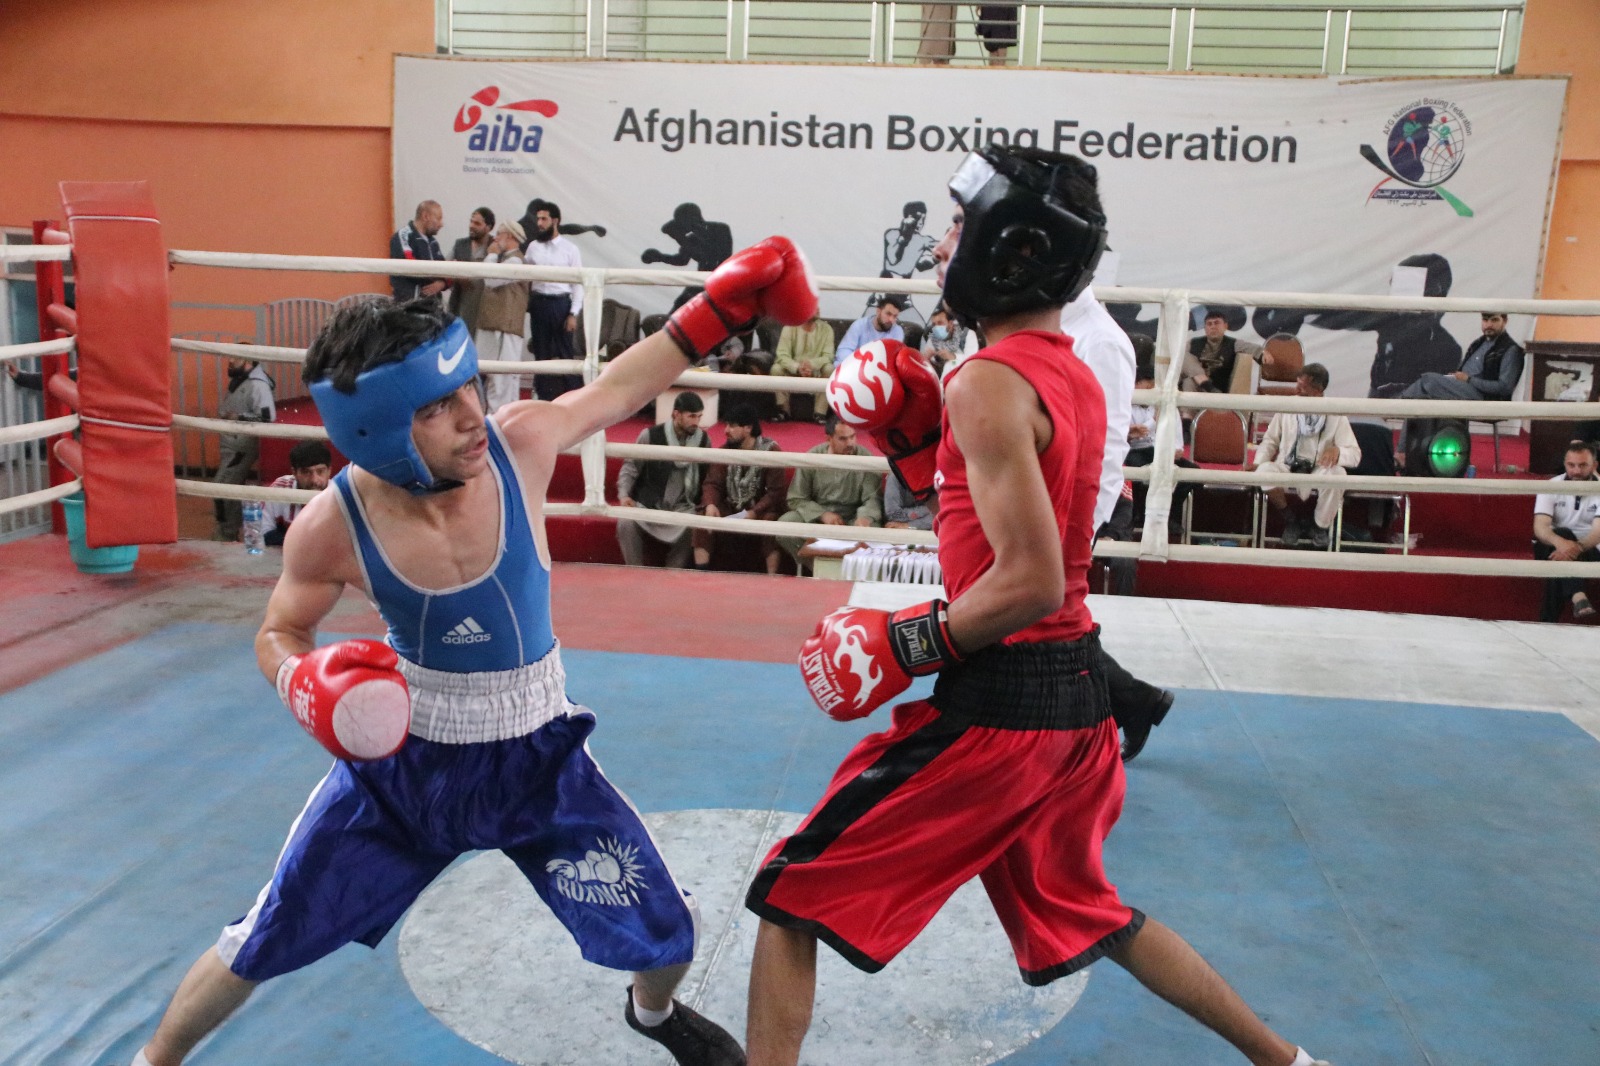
[546,836,649,907]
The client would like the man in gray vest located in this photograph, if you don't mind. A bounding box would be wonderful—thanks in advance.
[1397,311,1524,402]
[616,391,711,568]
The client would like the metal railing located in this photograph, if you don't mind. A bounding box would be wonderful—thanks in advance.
[443,0,1522,74]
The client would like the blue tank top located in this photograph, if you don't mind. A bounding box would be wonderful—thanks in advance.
[332,420,555,671]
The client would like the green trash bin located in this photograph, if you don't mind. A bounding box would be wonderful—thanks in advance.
[59,492,139,574]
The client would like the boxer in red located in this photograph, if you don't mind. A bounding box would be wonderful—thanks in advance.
[744,147,1332,1066]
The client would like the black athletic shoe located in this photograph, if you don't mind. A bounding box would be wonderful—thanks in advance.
[1120,688,1175,763]
[625,988,747,1066]
[1279,514,1302,549]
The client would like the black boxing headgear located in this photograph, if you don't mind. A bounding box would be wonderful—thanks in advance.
[941,146,1108,326]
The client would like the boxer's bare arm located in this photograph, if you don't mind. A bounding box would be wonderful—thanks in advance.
[255,491,360,682]
[942,360,1065,651]
[496,331,690,459]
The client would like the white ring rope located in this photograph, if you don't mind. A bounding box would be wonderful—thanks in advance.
[13,245,1584,581]
[607,442,886,472]
[0,415,80,446]
[0,244,72,265]
[163,249,1600,318]
[0,337,75,363]
[1091,539,1600,576]
[176,478,320,505]
[171,414,328,441]
[0,478,82,518]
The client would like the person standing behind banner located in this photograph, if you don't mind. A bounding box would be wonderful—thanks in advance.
[448,206,495,334]
[523,201,585,400]
[477,221,531,413]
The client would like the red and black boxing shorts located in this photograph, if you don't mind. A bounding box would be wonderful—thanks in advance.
[746,629,1144,985]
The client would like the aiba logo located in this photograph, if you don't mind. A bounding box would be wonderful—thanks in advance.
[454,86,558,153]
[1360,99,1473,218]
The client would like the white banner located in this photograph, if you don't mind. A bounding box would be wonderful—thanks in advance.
[394,58,1565,397]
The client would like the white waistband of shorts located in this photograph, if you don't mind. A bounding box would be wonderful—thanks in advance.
[396,641,571,744]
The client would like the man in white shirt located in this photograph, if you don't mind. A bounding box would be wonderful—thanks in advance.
[1059,284,1174,762]
[1532,439,1600,622]
[1255,362,1360,549]
[522,200,585,399]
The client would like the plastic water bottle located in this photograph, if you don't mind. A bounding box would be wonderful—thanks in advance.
[241,501,265,555]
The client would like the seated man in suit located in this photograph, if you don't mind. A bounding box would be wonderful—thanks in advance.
[1255,363,1360,549]
[1181,307,1261,393]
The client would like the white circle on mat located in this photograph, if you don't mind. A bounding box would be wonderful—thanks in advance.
[399,808,1086,1065]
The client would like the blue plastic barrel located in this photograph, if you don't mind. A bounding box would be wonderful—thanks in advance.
[59,493,139,574]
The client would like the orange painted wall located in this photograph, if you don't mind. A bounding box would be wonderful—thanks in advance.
[0,0,429,129]
[0,0,434,335]
[1520,0,1600,340]
[0,114,394,319]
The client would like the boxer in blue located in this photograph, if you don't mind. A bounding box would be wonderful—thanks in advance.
[132,237,817,1066]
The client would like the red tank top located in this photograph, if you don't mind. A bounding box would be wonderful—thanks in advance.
[935,330,1105,644]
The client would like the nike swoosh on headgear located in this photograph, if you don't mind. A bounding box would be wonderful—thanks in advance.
[437,338,468,375]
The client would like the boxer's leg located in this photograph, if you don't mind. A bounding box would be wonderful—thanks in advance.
[1106,918,1308,1066]
[746,921,818,1066]
[140,949,255,1066]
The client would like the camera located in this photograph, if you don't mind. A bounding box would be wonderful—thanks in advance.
[1288,457,1315,475]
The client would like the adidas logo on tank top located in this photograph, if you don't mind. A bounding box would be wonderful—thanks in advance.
[443,617,493,645]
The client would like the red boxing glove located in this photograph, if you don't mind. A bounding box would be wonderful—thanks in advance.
[665,237,818,361]
[798,600,961,721]
[828,339,943,502]
[275,640,411,761]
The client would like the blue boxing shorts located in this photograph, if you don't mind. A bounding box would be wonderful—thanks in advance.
[217,647,697,982]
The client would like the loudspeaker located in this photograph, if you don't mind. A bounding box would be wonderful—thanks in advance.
[1403,418,1471,477]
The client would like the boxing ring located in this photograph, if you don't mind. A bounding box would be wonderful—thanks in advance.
[1,186,1599,1064]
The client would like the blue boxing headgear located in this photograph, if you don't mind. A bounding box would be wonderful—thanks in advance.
[941,146,1108,326]
[310,316,482,494]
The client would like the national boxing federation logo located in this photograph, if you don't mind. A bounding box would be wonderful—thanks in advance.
[443,617,492,645]
[1361,99,1474,218]
[546,837,647,907]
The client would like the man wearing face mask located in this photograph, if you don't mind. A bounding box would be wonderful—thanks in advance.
[522,200,586,400]
[919,304,967,377]
[212,350,276,541]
